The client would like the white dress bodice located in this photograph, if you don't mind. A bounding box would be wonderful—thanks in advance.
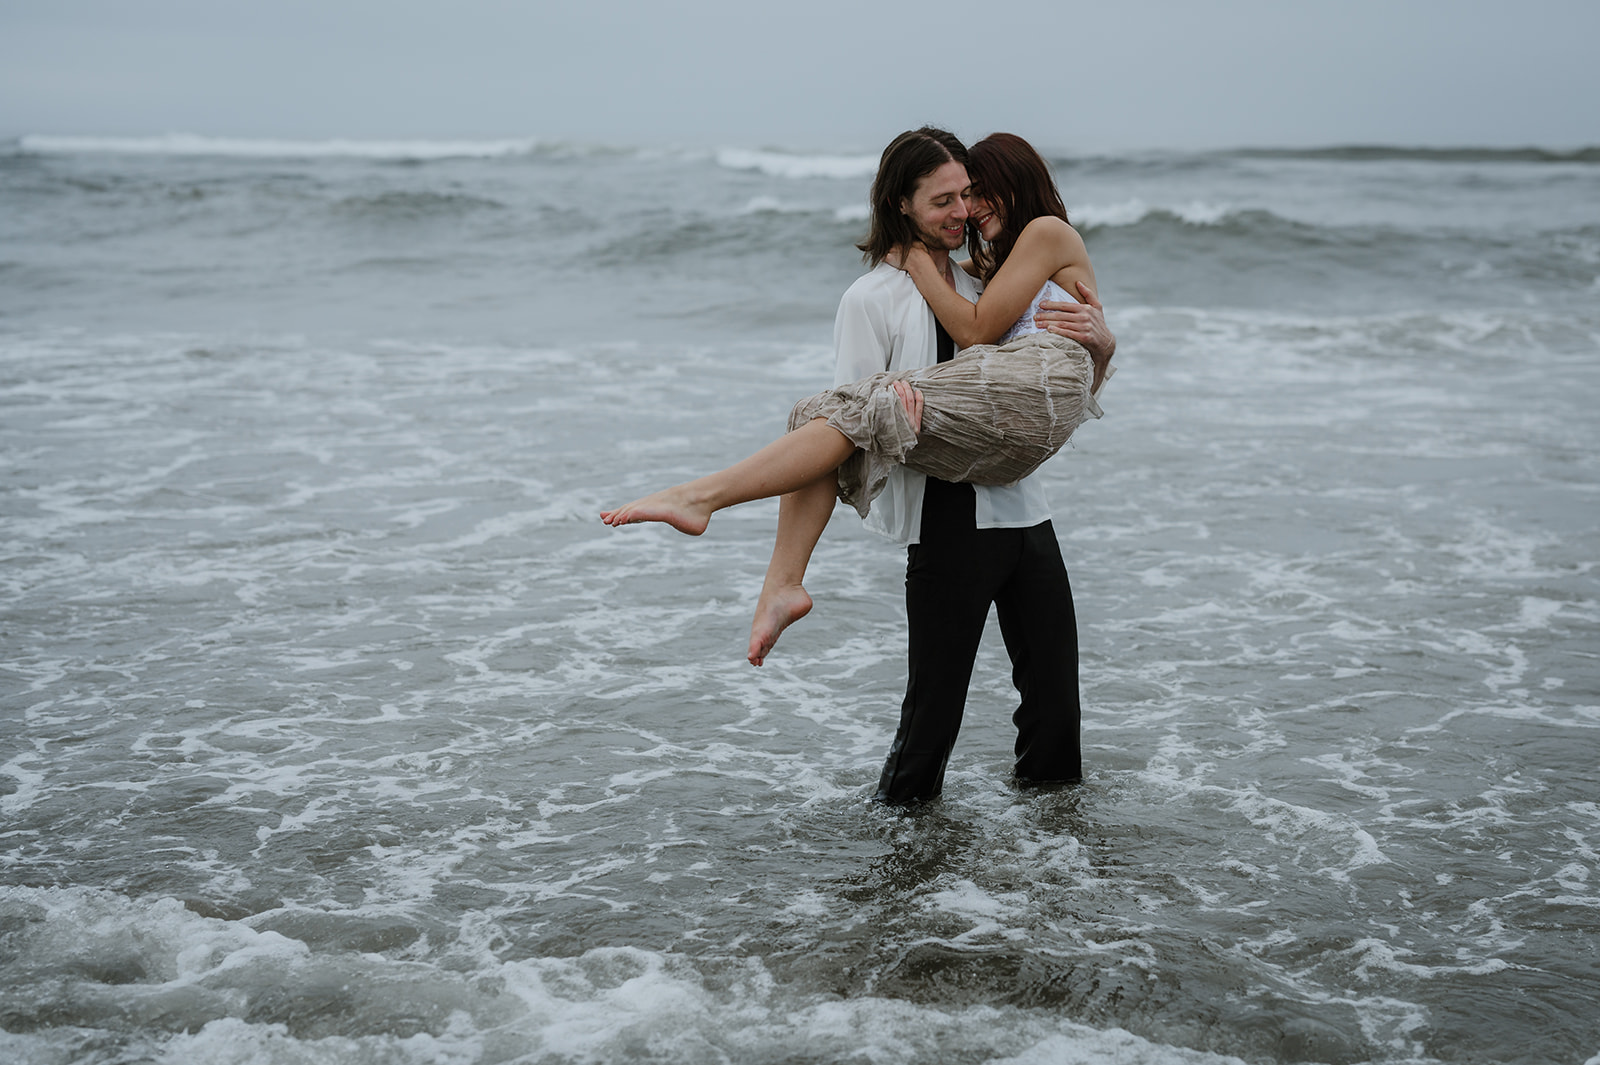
[1000,279,1077,344]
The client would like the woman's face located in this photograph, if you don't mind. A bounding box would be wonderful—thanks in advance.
[900,160,970,251]
[966,188,1003,243]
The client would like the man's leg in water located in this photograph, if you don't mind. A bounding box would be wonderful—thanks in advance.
[748,475,838,666]
[876,479,999,804]
[601,418,854,534]
[995,521,1083,785]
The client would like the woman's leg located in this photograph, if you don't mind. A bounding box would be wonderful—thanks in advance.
[747,475,837,666]
[600,418,855,534]
[601,417,852,665]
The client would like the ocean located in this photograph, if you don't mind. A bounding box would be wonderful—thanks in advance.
[2,134,1597,1065]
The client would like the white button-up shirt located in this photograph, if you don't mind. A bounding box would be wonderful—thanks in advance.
[832,261,1052,545]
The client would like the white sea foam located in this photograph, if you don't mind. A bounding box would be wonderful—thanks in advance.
[0,752,48,815]
[1071,198,1233,227]
[739,195,784,214]
[0,886,1268,1065]
[1342,937,1516,982]
[735,195,825,215]
[925,878,1024,923]
[19,133,542,159]
[715,147,878,179]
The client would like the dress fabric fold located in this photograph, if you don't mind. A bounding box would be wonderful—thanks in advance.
[787,331,1100,518]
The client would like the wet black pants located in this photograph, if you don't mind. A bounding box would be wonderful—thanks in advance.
[874,477,1083,803]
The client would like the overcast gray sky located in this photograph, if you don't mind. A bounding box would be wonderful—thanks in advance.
[3,0,1596,152]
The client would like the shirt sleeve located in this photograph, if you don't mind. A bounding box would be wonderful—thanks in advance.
[832,280,894,387]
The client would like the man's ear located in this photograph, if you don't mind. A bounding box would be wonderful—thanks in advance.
[899,198,910,216]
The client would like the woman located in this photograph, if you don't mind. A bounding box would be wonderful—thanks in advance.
[602,133,1111,666]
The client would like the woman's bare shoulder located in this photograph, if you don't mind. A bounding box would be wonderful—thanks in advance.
[1016,215,1086,253]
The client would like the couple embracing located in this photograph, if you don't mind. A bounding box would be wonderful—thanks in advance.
[603,127,1117,805]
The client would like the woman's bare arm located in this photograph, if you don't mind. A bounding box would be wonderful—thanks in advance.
[902,217,1093,349]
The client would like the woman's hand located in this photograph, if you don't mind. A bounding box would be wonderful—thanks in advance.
[890,379,924,435]
[885,242,936,278]
[902,242,936,279]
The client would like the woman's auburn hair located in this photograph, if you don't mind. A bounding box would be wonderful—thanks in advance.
[966,133,1070,282]
[857,127,967,267]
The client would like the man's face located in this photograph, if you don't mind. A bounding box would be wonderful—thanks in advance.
[899,160,970,252]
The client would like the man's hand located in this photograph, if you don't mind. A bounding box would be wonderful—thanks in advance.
[890,379,924,434]
[1034,280,1115,362]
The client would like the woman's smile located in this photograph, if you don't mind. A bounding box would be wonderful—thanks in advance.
[968,200,1002,242]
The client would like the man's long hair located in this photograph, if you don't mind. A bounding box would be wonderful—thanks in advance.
[857,127,968,267]
[965,133,1070,282]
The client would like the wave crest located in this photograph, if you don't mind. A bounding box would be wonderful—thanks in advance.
[1073,199,1234,228]
[715,148,877,180]
[17,134,543,160]
[1231,145,1600,164]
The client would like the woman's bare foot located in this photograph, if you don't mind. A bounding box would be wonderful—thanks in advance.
[600,485,713,535]
[747,582,813,666]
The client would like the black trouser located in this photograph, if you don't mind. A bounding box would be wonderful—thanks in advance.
[875,476,1082,803]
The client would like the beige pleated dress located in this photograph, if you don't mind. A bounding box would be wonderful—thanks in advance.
[788,280,1108,518]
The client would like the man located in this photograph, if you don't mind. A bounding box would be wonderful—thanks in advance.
[832,127,1115,803]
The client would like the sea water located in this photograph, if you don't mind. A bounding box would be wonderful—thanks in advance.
[2,135,1598,1064]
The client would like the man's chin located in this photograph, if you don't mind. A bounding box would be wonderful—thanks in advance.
[915,233,966,255]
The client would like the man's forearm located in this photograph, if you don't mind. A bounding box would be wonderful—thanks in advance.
[1082,326,1115,362]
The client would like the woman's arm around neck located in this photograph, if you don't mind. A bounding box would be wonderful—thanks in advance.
[903,216,1095,349]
